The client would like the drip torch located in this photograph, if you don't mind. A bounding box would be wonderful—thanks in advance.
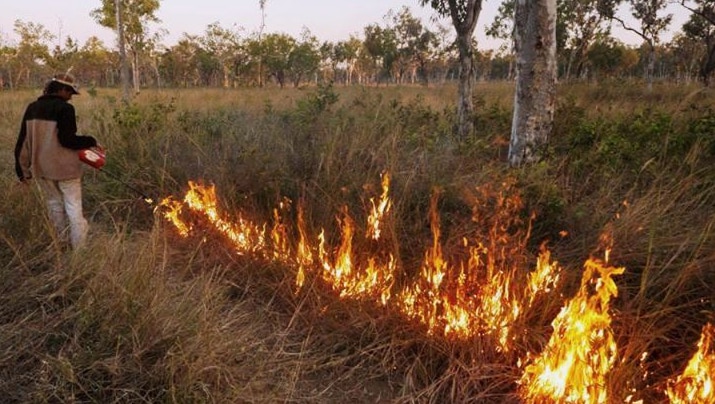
[79,147,154,204]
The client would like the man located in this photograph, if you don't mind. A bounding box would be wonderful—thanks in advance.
[14,73,99,249]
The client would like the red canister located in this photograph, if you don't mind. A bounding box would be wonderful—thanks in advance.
[79,147,106,169]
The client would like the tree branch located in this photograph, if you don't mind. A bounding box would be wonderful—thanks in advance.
[610,14,651,46]
[679,0,715,26]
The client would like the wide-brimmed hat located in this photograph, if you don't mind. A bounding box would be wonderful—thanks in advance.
[52,73,80,94]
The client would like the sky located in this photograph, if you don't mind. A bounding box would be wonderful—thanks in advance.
[1,1,691,52]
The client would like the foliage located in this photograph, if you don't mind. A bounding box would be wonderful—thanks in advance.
[0,3,711,89]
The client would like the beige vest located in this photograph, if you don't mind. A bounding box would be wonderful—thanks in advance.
[18,119,83,181]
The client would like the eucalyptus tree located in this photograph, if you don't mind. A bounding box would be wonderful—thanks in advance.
[598,0,672,90]
[329,37,362,85]
[77,37,115,87]
[159,36,201,87]
[561,0,611,80]
[91,0,162,94]
[419,0,483,139]
[288,28,321,87]
[487,1,516,79]
[391,6,439,85]
[679,0,715,85]
[0,35,14,89]
[491,0,609,81]
[260,33,295,87]
[670,33,707,83]
[363,23,398,83]
[115,0,130,100]
[430,23,457,84]
[51,36,106,87]
[390,7,420,83]
[257,0,268,86]
[51,37,79,70]
[199,22,242,88]
[586,37,639,78]
[317,41,335,83]
[508,0,558,166]
[344,36,364,84]
[11,20,54,88]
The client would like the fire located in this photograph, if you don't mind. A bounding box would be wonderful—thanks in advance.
[366,171,392,240]
[169,181,266,254]
[295,205,312,289]
[519,253,624,404]
[161,178,560,351]
[159,198,191,236]
[316,207,395,303]
[527,247,561,304]
[398,191,449,333]
[156,173,713,401]
[666,323,715,403]
[160,176,561,347]
[271,199,292,262]
[397,188,561,349]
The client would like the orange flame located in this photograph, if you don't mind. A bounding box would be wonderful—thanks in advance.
[158,175,715,402]
[160,176,563,349]
[399,191,448,333]
[316,207,395,303]
[397,189,561,349]
[666,323,715,403]
[519,253,624,403]
[271,199,292,262]
[180,181,266,254]
[295,205,313,289]
[366,171,392,240]
[159,197,191,236]
[527,247,561,304]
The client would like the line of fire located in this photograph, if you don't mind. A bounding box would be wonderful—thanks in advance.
[158,172,714,403]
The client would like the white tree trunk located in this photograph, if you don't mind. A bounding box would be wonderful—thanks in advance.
[509,0,557,167]
[115,0,131,102]
[132,50,141,94]
[456,33,476,140]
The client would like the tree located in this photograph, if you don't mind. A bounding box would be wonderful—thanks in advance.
[391,7,439,85]
[598,0,672,90]
[260,33,295,87]
[669,33,706,83]
[679,0,715,85]
[11,20,54,88]
[586,37,638,78]
[420,0,483,139]
[50,36,113,88]
[0,33,15,89]
[77,37,115,87]
[326,37,362,85]
[560,0,610,80]
[288,28,320,87]
[257,0,268,87]
[199,22,242,88]
[91,0,161,95]
[487,1,517,79]
[509,0,558,166]
[363,23,398,83]
[113,0,130,100]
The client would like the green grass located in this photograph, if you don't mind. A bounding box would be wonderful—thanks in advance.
[1,80,714,402]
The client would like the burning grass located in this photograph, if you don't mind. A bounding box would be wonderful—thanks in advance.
[1,83,715,402]
[156,170,714,402]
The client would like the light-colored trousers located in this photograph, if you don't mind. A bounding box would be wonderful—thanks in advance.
[37,178,89,249]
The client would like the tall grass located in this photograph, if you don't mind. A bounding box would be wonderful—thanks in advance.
[1,80,714,402]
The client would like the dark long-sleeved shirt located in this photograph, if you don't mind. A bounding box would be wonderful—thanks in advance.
[15,94,97,181]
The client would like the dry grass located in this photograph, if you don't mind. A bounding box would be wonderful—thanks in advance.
[1,81,714,402]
